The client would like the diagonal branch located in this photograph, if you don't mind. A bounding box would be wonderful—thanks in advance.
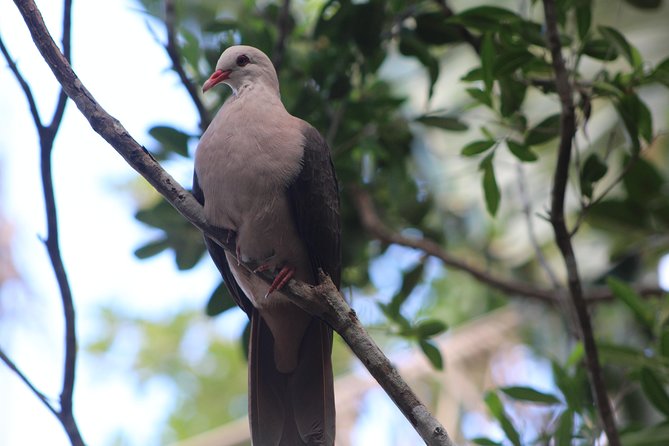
[0,36,43,129]
[11,1,455,443]
[0,347,58,417]
[164,0,210,132]
[542,1,620,445]
[350,185,663,304]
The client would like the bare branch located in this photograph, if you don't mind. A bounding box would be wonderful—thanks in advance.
[164,0,211,132]
[0,36,43,130]
[350,185,664,304]
[0,347,58,417]
[542,0,620,444]
[11,1,455,443]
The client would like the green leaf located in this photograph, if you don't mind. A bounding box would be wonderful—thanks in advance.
[414,12,462,45]
[450,6,521,30]
[660,327,669,358]
[484,392,521,446]
[555,410,575,446]
[640,367,669,416]
[205,281,236,316]
[650,57,669,88]
[419,339,443,370]
[525,114,561,146]
[480,154,501,216]
[607,277,654,328]
[499,76,527,117]
[507,139,538,162]
[415,115,468,131]
[582,38,619,61]
[599,25,643,69]
[615,94,653,151]
[494,49,534,76]
[580,153,608,198]
[386,262,425,318]
[470,438,502,446]
[624,0,662,10]
[414,319,448,339]
[623,156,663,203]
[134,238,169,259]
[566,342,585,368]
[398,30,440,98]
[462,140,495,157]
[466,87,492,108]
[149,125,192,157]
[576,1,592,40]
[499,386,561,405]
[481,32,495,93]
[620,423,669,446]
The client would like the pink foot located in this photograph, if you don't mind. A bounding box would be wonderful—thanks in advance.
[265,266,295,298]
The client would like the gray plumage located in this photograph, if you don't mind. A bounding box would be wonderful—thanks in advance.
[193,45,340,446]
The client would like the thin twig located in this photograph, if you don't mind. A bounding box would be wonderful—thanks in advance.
[11,2,455,443]
[0,348,59,417]
[164,0,210,132]
[0,37,42,129]
[542,0,620,444]
[516,163,561,289]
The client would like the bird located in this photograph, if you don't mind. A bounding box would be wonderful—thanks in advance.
[192,45,340,446]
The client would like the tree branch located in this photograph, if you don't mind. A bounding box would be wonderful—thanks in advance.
[349,185,663,305]
[542,1,620,444]
[11,1,455,443]
[164,0,210,132]
[0,36,42,130]
[0,347,59,417]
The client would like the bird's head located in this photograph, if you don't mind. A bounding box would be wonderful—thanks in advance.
[202,45,279,95]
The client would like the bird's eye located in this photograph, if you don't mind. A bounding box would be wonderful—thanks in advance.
[236,55,250,67]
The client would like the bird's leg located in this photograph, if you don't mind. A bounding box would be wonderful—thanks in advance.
[265,266,296,298]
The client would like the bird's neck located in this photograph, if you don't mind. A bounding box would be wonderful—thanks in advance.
[235,76,280,100]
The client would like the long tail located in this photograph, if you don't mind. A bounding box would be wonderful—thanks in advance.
[248,310,335,445]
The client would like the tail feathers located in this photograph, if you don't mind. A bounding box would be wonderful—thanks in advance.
[249,310,335,446]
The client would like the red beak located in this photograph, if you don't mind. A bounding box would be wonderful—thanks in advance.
[202,69,231,92]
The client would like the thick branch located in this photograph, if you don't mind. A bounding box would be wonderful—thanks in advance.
[542,1,620,445]
[164,0,210,132]
[12,1,454,443]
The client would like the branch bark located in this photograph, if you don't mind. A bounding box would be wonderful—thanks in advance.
[11,1,455,443]
[542,1,620,444]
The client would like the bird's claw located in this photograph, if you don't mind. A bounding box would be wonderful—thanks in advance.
[264,266,295,298]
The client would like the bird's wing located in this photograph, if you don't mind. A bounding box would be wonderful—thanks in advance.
[287,123,341,288]
[192,171,254,316]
